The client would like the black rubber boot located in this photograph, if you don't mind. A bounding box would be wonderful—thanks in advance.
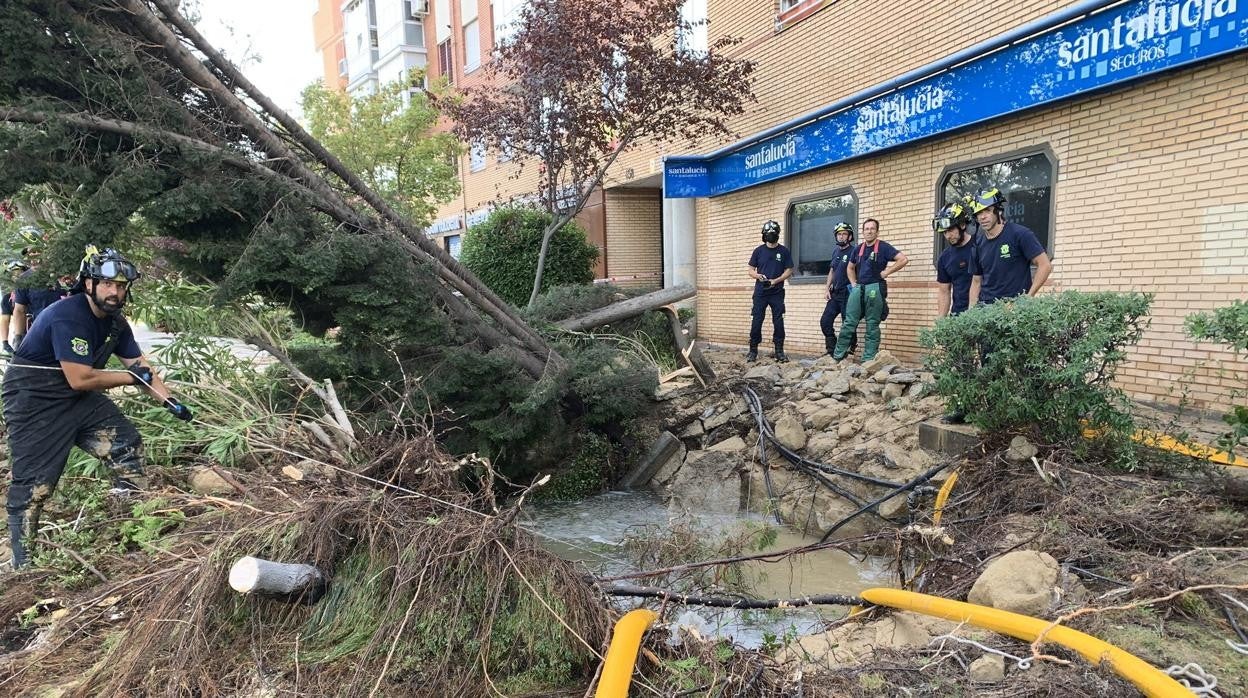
[746,346,758,362]
[774,343,788,363]
[8,512,28,569]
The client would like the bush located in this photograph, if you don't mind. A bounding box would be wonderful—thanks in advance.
[460,207,599,307]
[525,283,634,324]
[920,291,1152,456]
[1185,300,1248,452]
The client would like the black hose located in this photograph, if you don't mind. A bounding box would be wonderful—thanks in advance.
[818,460,954,543]
[746,388,783,525]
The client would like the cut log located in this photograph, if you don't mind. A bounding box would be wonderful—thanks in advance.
[229,556,326,600]
[555,285,695,332]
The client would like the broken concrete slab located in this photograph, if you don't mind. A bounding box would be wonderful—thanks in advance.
[667,450,744,514]
[918,420,981,458]
[620,431,685,489]
[702,399,745,430]
[709,435,747,452]
[743,364,782,382]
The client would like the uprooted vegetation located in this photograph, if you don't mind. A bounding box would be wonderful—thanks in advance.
[0,431,609,697]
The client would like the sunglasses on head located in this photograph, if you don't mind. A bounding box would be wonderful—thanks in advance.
[97,260,139,282]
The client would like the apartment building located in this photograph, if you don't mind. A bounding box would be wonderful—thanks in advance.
[324,0,431,95]
[335,0,1248,409]
[312,0,347,91]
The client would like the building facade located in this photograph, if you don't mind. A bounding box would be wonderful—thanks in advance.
[312,0,348,91]
[346,0,1248,409]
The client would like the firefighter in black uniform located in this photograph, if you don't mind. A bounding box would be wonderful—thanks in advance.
[4,248,193,569]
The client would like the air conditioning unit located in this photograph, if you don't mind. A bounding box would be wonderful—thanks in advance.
[337,58,349,76]
[408,0,429,18]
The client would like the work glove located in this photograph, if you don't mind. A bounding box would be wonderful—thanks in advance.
[128,365,154,387]
[1,340,12,355]
[165,398,193,422]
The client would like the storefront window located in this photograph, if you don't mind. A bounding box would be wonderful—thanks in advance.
[788,189,857,278]
[938,149,1055,257]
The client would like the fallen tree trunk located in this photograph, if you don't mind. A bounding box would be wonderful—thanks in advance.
[229,556,326,600]
[658,304,715,385]
[556,284,695,332]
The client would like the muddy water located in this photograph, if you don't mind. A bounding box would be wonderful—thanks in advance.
[523,490,892,648]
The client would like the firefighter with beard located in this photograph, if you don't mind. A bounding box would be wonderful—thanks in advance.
[4,247,193,569]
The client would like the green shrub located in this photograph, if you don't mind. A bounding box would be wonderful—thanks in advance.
[568,342,659,428]
[460,207,599,307]
[920,291,1152,457]
[1185,300,1248,452]
[535,431,613,501]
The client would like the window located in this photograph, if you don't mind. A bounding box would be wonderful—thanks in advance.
[937,148,1056,257]
[463,20,480,72]
[438,39,454,82]
[779,0,805,10]
[469,142,486,172]
[493,0,526,47]
[787,189,857,278]
[403,21,425,48]
[677,0,707,57]
[497,139,514,163]
[444,234,462,258]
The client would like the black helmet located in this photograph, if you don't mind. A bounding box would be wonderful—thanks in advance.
[760,219,781,243]
[833,222,854,239]
[932,202,971,232]
[5,259,28,273]
[79,245,140,283]
[967,187,1006,215]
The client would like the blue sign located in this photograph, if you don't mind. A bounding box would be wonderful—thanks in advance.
[665,0,1246,198]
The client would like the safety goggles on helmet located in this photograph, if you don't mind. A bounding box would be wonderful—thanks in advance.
[5,260,28,273]
[967,188,1005,215]
[16,225,43,246]
[932,202,970,232]
[94,259,140,282]
[761,220,781,236]
[833,222,854,235]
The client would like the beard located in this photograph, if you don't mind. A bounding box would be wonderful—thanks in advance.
[92,288,126,315]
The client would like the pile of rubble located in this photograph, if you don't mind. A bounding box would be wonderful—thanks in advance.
[634,349,952,536]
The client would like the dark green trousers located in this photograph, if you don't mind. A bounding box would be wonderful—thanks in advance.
[832,283,885,360]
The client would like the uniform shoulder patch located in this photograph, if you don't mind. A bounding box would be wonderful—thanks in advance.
[71,337,89,356]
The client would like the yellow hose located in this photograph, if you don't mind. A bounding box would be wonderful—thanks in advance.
[932,470,959,526]
[1082,424,1248,467]
[859,588,1191,698]
[595,608,658,698]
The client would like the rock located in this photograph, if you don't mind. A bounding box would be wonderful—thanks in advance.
[837,422,857,440]
[871,368,893,383]
[906,382,926,398]
[655,381,692,400]
[774,413,807,451]
[808,405,846,431]
[781,364,806,381]
[281,465,306,481]
[819,371,851,396]
[846,365,865,378]
[887,372,919,384]
[743,363,782,383]
[863,413,901,437]
[679,420,705,438]
[702,400,745,430]
[777,611,959,668]
[1006,436,1039,462]
[969,654,1006,682]
[805,432,840,459]
[709,436,746,452]
[667,450,743,514]
[795,398,825,417]
[854,381,881,398]
[860,351,898,375]
[968,550,1060,616]
[189,467,235,496]
[881,383,905,400]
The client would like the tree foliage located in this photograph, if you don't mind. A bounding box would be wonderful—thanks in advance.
[920,292,1152,462]
[1185,300,1248,452]
[445,0,755,307]
[302,78,461,225]
[460,207,598,307]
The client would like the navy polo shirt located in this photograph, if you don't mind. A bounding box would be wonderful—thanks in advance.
[829,243,854,292]
[748,243,793,295]
[850,240,900,286]
[970,221,1046,304]
[14,293,141,366]
[937,237,976,315]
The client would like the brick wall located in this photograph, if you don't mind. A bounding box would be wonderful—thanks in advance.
[603,189,663,289]
[694,54,1248,409]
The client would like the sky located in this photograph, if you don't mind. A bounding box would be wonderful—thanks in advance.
[192,0,323,119]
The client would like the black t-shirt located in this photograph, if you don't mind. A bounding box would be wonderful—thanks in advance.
[14,269,71,321]
[937,237,976,315]
[14,293,142,366]
[748,243,794,295]
[969,221,1046,304]
[829,243,854,292]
